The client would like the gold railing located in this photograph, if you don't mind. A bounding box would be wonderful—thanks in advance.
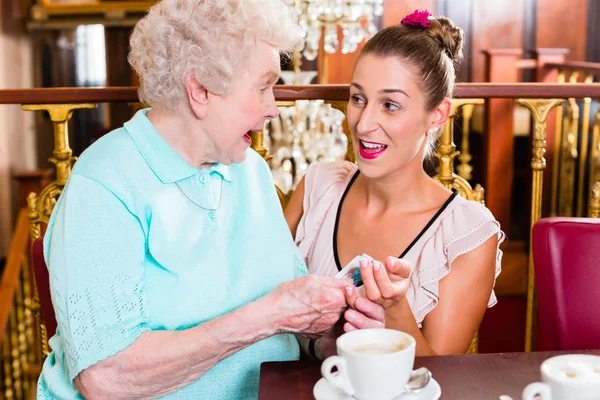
[0,210,39,399]
[544,62,600,219]
[1,83,600,396]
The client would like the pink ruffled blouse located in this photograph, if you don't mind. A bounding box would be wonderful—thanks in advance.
[295,161,505,326]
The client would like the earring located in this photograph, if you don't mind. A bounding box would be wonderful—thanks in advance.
[427,128,437,135]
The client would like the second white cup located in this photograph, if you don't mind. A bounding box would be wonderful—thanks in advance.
[522,354,600,400]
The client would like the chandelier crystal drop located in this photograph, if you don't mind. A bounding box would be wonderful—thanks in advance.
[287,0,384,60]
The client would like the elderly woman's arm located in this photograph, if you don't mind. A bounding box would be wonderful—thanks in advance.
[76,274,349,399]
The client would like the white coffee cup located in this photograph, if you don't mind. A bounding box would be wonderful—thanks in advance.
[522,354,600,400]
[321,329,416,400]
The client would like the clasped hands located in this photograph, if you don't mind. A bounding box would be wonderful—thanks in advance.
[348,255,413,322]
[308,256,413,359]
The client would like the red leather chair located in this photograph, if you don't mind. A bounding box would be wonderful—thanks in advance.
[532,217,600,351]
[32,236,57,338]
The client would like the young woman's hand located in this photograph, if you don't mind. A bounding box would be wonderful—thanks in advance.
[358,256,412,309]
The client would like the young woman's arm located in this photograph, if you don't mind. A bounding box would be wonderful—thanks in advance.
[385,236,497,355]
[358,236,498,356]
[283,177,305,239]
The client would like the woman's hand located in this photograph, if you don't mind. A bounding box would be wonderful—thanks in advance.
[343,286,385,331]
[359,256,412,309]
[268,275,353,338]
[314,286,386,359]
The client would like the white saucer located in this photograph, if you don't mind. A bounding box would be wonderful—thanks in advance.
[313,376,441,400]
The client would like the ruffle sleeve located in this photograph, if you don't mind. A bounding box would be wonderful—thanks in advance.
[409,199,505,325]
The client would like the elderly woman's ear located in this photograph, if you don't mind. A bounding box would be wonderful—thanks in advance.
[185,74,209,119]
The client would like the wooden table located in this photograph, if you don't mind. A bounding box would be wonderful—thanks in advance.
[259,350,600,399]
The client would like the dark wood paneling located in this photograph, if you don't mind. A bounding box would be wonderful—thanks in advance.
[437,0,474,82]
[472,0,525,82]
[587,0,600,62]
[12,169,53,209]
[318,33,364,84]
[482,50,521,232]
[536,0,588,61]
[522,0,537,81]
[105,27,134,129]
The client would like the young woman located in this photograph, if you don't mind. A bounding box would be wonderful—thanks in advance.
[285,10,504,357]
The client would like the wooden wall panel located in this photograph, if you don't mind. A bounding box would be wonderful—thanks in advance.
[471,0,525,82]
[588,0,600,61]
[323,0,591,83]
[105,28,134,129]
[438,0,474,83]
[318,36,363,84]
[536,0,588,61]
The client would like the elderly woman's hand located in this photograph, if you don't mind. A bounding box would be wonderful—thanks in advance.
[312,286,385,359]
[343,286,385,331]
[268,275,353,338]
[358,256,412,309]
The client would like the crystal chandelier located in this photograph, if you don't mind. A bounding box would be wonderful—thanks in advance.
[287,0,384,60]
[267,100,348,192]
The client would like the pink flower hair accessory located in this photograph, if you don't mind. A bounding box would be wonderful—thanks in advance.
[401,9,432,29]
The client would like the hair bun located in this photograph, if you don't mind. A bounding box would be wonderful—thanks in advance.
[427,16,464,65]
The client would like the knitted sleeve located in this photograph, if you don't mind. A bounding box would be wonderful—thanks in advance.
[44,174,149,381]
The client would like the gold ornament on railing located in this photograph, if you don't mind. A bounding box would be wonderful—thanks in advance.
[590,111,600,194]
[590,181,600,218]
[517,98,565,353]
[576,73,596,216]
[3,327,14,399]
[557,97,579,216]
[15,273,29,397]
[22,103,97,239]
[9,293,22,399]
[456,104,476,181]
[251,126,273,162]
[433,99,485,202]
[550,71,567,216]
[558,71,581,217]
[20,259,36,394]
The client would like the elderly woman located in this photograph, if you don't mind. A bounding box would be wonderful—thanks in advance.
[37,1,386,399]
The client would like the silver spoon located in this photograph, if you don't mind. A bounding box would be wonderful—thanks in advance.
[404,367,432,393]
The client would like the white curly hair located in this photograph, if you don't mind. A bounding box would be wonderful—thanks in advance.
[128,0,302,110]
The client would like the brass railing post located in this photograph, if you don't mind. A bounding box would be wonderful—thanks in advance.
[3,326,14,399]
[250,125,273,162]
[557,97,579,216]
[550,71,566,215]
[456,104,476,181]
[434,99,485,202]
[590,182,600,218]
[21,103,96,238]
[576,73,596,216]
[517,98,565,352]
[590,111,600,195]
